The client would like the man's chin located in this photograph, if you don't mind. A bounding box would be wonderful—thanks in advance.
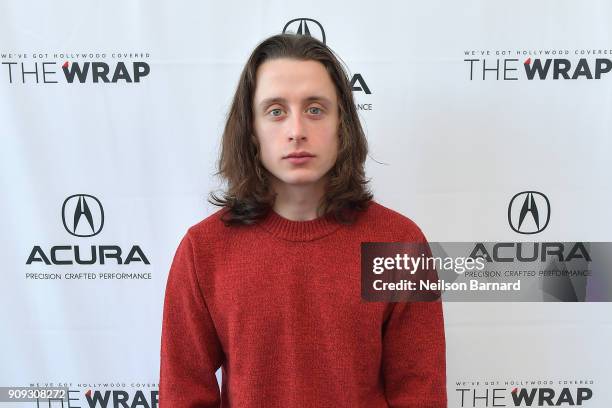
[284,179,319,186]
[280,175,324,186]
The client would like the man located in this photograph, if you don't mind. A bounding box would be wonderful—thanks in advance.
[160,33,446,407]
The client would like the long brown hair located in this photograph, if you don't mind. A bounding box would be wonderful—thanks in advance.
[209,33,373,225]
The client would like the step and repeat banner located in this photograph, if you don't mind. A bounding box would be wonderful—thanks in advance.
[1,1,611,407]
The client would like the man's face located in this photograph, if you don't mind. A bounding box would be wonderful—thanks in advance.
[252,58,340,188]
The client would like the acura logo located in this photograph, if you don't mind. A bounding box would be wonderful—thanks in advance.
[62,194,104,237]
[508,191,550,234]
[282,18,326,44]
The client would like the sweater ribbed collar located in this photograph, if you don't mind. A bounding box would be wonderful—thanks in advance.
[256,208,342,242]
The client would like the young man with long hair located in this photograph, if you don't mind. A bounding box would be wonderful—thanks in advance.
[160,33,447,407]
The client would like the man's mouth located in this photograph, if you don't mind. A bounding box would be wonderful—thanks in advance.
[284,151,315,164]
[284,151,315,159]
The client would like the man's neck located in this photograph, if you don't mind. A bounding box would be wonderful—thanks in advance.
[271,178,327,221]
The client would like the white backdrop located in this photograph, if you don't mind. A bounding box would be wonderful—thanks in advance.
[1,1,611,407]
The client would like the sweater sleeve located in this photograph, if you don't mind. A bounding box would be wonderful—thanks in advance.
[160,231,225,407]
[381,229,447,408]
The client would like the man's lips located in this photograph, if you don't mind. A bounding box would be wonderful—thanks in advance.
[284,152,315,164]
[284,151,315,159]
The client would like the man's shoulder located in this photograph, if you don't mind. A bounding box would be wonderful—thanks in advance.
[360,200,427,241]
[185,207,239,244]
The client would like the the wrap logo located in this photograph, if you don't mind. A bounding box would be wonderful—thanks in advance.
[1,53,150,84]
[508,191,551,235]
[464,53,612,80]
[61,61,150,83]
[511,387,592,406]
[455,386,593,407]
[83,389,158,408]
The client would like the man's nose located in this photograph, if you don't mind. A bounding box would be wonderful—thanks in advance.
[287,112,307,142]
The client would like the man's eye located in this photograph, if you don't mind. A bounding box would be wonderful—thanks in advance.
[269,108,283,117]
[307,107,322,115]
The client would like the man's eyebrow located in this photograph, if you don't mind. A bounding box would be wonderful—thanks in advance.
[258,96,333,109]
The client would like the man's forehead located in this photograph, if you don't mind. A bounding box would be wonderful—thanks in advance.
[254,59,337,102]
[256,58,328,79]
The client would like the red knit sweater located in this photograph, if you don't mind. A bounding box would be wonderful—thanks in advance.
[160,200,447,407]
